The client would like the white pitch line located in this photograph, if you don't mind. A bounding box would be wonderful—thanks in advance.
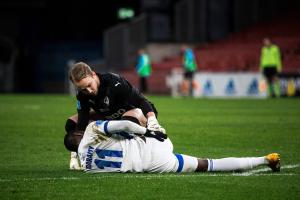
[24,104,41,110]
[238,164,300,176]
[0,164,299,182]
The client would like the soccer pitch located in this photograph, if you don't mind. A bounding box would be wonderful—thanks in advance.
[0,95,299,199]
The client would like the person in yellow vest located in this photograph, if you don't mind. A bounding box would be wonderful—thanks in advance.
[136,49,152,93]
[260,38,282,97]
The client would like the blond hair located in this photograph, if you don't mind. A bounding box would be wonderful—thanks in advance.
[69,62,93,83]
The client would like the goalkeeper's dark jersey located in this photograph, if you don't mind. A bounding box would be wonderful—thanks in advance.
[75,73,157,131]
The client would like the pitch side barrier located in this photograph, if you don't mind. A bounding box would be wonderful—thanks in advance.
[166,70,300,98]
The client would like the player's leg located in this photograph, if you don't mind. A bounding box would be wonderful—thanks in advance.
[272,70,280,97]
[180,71,190,96]
[263,68,274,97]
[173,154,199,172]
[172,153,280,173]
[196,153,280,172]
[121,108,147,127]
[141,77,147,93]
[188,72,194,96]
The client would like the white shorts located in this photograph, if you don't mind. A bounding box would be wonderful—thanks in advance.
[144,138,177,173]
[121,137,198,173]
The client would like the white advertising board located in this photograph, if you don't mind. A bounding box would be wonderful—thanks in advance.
[166,70,267,98]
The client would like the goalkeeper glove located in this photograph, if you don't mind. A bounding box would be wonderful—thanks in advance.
[144,129,167,142]
[147,116,166,134]
[70,152,82,170]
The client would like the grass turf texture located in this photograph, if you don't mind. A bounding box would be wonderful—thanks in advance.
[0,94,299,199]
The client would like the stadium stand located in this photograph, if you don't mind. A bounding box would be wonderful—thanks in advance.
[121,14,300,94]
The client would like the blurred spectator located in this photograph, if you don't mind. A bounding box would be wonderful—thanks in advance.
[181,44,198,96]
[260,38,282,97]
[136,49,152,93]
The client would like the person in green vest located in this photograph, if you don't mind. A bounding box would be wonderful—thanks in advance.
[136,49,152,93]
[181,44,198,96]
[260,38,282,97]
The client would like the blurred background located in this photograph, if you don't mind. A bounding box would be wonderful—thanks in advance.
[0,0,300,96]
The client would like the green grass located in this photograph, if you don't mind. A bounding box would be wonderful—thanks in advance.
[0,95,299,199]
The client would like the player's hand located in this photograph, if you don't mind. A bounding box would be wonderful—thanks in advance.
[70,152,82,170]
[145,129,167,142]
[70,157,82,170]
[147,117,166,134]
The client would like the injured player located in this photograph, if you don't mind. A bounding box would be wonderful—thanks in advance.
[64,109,280,173]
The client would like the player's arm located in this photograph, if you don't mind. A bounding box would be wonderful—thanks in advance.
[92,120,167,142]
[110,74,166,133]
[75,96,91,131]
[109,73,154,116]
[129,93,165,134]
[130,95,166,134]
[114,76,164,132]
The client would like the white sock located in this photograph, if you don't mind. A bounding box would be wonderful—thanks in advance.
[207,157,267,171]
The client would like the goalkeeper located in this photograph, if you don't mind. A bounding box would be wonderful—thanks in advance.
[66,62,165,169]
[64,109,280,173]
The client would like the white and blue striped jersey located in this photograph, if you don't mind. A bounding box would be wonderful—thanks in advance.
[78,120,196,173]
[78,120,149,173]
